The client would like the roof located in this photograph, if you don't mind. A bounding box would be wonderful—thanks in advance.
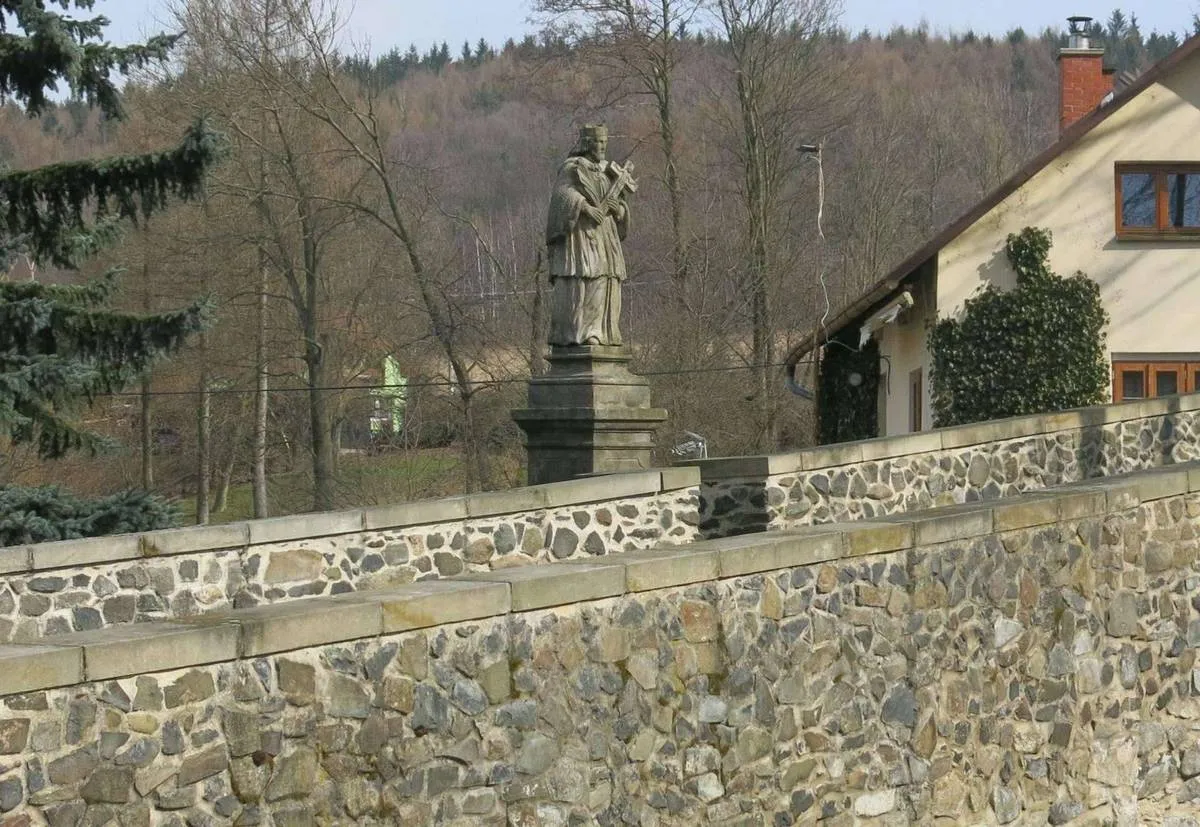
[784,32,1200,370]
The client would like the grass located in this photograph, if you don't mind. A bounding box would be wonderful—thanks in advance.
[175,449,463,524]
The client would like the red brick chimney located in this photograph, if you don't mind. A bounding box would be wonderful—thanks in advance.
[1058,15,1114,133]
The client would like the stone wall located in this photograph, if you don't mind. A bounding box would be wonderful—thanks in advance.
[691,392,1200,537]
[0,469,699,643]
[14,392,1198,648]
[1,464,1199,825]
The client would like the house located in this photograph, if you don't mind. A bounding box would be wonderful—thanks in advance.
[786,19,1200,437]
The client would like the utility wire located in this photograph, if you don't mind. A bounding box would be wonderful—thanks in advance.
[98,358,818,400]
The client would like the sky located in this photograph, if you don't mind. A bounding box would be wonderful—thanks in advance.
[99,0,1199,55]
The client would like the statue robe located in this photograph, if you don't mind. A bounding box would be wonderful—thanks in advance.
[545,156,630,347]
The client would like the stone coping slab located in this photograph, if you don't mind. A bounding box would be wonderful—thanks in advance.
[7,467,699,575]
[685,392,1200,479]
[0,463,1186,696]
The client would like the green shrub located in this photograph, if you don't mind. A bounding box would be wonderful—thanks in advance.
[928,226,1108,427]
[0,485,179,547]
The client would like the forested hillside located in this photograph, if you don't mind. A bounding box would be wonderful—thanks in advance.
[0,3,1189,520]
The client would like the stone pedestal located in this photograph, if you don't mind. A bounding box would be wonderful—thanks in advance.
[513,345,667,485]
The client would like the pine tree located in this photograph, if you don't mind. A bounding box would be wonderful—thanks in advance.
[0,0,223,542]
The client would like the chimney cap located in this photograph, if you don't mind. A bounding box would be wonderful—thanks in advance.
[1066,15,1097,50]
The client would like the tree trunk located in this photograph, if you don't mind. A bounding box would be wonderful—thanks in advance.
[736,65,776,452]
[451,359,488,493]
[140,378,153,490]
[140,260,154,490]
[529,251,545,377]
[253,247,270,518]
[213,435,237,514]
[306,341,335,511]
[196,334,211,525]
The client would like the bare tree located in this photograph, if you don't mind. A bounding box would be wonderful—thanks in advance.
[536,0,700,301]
[704,0,842,449]
[269,6,509,491]
[172,0,371,511]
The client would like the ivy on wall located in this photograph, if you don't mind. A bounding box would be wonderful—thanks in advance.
[928,226,1109,428]
[818,334,880,445]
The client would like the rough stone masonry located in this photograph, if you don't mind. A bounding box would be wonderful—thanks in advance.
[0,464,1199,824]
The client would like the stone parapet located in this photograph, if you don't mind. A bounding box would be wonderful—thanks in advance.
[690,391,1200,535]
[0,460,1191,696]
[689,392,1200,479]
[0,467,701,643]
[0,462,1197,822]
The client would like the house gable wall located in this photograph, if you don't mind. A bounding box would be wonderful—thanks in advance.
[876,267,936,436]
[937,54,1200,363]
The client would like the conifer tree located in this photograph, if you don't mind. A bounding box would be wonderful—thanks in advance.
[0,0,222,542]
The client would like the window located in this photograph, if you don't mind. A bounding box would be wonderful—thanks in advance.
[1115,163,1200,238]
[1112,358,1200,401]
[1156,370,1178,397]
[1120,368,1145,400]
[909,368,923,432]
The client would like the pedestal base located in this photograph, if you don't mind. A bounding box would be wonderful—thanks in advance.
[513,346,667,485]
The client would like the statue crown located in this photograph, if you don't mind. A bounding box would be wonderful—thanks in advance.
[579,124,608,141]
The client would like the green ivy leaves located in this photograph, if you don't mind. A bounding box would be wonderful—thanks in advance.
[928,227,1109,428]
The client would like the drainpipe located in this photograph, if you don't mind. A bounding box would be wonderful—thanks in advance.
[786,350,816,400]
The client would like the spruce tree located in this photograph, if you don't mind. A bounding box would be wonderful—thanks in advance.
[0,0,223,543]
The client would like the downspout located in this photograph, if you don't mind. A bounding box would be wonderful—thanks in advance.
[786,347,816,400]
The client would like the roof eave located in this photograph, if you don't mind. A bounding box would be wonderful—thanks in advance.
[783,32,1200,371]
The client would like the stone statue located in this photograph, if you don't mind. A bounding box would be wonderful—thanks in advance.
[545,124,637,347]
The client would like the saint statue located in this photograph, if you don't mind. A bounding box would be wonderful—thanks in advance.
[545,124,637,347]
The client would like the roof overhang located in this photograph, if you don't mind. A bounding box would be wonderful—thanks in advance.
[783,32,1200,373]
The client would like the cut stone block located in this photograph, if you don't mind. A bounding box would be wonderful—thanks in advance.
[30,534,140,571]
[1100,480,1141,512]
[774,528,845,568]
[140,523,248,557]
[247,510,363,545]
[843,522,914,558]
[992,496,1060,531]
[900,505,994,546]
[378,580,511,632]
[658,466,700,491]
[362,497,467,531]
[211,598,382,656]
[712,534,787,578]
[1055,488,1109,521]
[464,488,551,519]
[0,547,30,575]
[800,442,864,471]
[1133,468,1189,502]
[0,644,84,695]
[621,547,719,592]
[537,471,662,509]
[465,561,624,611]
[858,431,942,462]
[53,622,239,681]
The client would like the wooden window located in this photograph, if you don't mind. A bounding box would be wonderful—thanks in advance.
[909,368,923,432]
[1112,359,1200,401]
[1115,163,1200,238]
[1153,365,1181,397]
[1116,365,1146,401]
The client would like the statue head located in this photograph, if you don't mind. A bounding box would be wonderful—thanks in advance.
[575,124,608,163]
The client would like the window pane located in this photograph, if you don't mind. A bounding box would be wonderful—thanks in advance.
[1122,370,1145,399]
[1168,174,1200,227]
[1121,173,1157,228]
[1156,371,1178,397]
